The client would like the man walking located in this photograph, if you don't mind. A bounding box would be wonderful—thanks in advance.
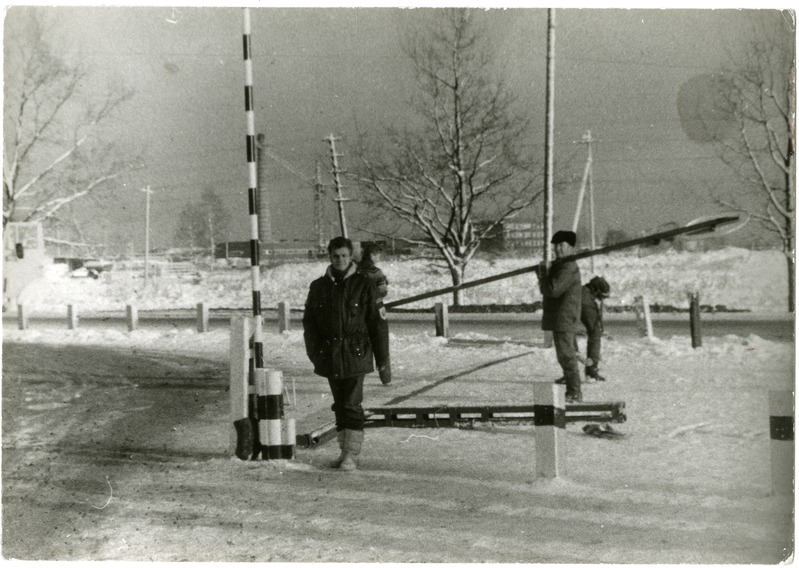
[582,276,610,382]
[303,237,389,471]
[536,230,583,402]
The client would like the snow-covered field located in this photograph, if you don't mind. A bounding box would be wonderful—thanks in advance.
[2,247,795,562]
[12,247,791,314]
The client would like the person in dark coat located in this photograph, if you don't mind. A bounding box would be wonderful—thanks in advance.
[581,276,610,381]
[358,243,392,385]
[536,230,583,402]
[303,236,390,471]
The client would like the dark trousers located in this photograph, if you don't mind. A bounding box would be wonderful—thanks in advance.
[586,330,602,375]
[327,374,365,431]
[553,331,581,396]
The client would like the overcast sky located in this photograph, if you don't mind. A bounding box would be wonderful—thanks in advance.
[4,5,795,251]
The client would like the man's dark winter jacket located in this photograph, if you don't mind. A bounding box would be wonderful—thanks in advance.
[538,260,582,332]
[303,263,389,380]
[580,284,603,335]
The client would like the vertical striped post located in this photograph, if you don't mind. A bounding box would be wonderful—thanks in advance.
[434,302,449,338]
[256,369,285,460]
[126,304,138,331]
[67,304,78,330]
[197,302,209,333]
[242,9,266,395]
[769,390,794,495]
[533,382,566,478]
[277,301,290,333]
[17,304,27,330]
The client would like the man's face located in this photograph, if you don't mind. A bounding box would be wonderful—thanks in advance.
[554,241,573,259]
[329,247,352,272]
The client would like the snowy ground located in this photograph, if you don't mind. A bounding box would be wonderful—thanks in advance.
[2,247,795,562]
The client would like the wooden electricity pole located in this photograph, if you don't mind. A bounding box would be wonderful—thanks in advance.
[256,133,273,248]
[141,185,152,285]
[571,130,597,272]
[313,162,326,252]
[325,134,350,239]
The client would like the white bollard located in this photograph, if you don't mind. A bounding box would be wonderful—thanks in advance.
[277,301,290,333]
[17,304,28,330]
[533,382,567,478]
[230,316,251,455]
[197,302,209,333]
[769,390,794,496]
[434,302,449,338]
[126,304,138,332]
[67,304,79,330]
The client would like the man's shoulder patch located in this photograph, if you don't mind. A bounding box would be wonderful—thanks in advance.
[379,306,387,320]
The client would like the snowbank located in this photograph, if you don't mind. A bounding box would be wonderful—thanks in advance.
[10,247,790,315]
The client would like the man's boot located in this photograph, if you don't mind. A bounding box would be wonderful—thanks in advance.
[331,430,347,468]
[339,429,364,472]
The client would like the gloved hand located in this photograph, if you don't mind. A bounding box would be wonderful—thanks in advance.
[378,364,392,385]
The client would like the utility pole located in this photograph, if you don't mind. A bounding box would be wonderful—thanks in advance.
[542,8,556,268]
[325,134,350,239]
[313,162,326,252]
[571,130,597,272]
[141,185,153,285]
[256,133,273,250]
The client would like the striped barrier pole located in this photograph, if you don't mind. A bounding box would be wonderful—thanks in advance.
[769,390,794,495]
[235,10,294,461]
[242,8,265,373]
[533,382,566,478]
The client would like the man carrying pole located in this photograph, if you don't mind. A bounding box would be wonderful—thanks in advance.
[536,230,583,402]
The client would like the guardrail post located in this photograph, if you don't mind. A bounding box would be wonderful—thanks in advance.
[434,302,449,337]
[688,292,702,348]
[67,304,78,330]
[769,390,794,496]
[126,304,138,331]
[197,302,209,333]
[533,382,566,478]
[278,301,290,333]
[634,295,654,339]
[17,304,28,330]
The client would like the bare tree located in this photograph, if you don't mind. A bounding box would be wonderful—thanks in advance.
[692,19,795,312]
[173,187,231,258]
[352,9,541,305]
[3,9,134,239]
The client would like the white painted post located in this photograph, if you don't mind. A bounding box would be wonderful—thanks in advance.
[197,302,209,333]
[126,304,138,331]
[265,369,284,460]
[67,304,78,330]
[230,316,251,454]
[277,301,290,333]
[533,382,566,478]
[634,295,654,339]
[434,302,449,338]
[769,390,794,496]
[17,304,28,330]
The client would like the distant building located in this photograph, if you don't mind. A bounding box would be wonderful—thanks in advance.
[216,240,324,262]
[475,220,545,252]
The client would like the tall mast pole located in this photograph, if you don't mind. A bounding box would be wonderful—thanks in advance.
[543,8,556,267]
